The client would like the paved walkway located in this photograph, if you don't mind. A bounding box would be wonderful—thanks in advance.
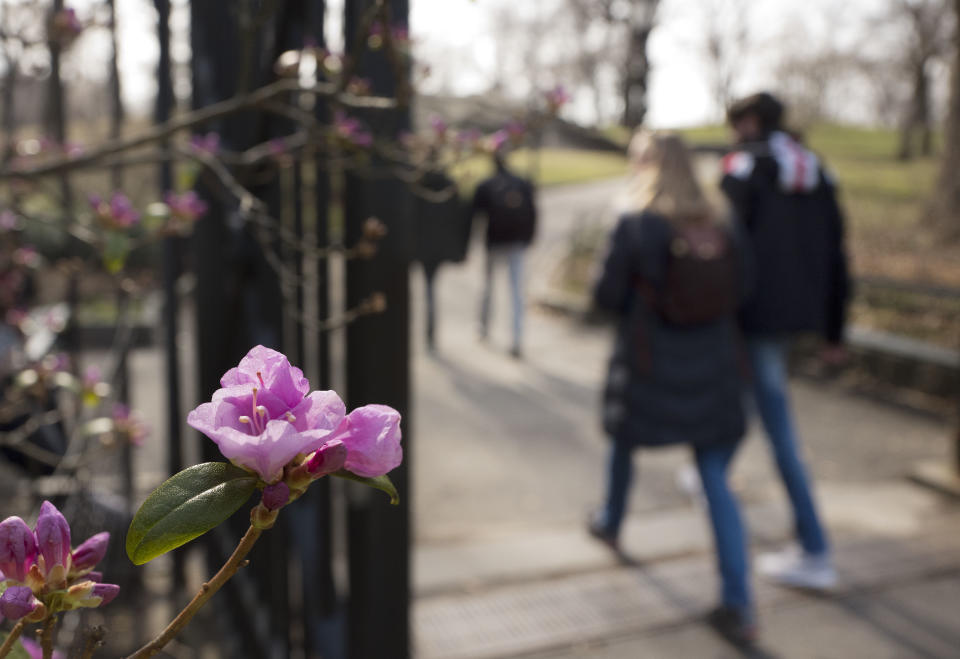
[411,179,959,658]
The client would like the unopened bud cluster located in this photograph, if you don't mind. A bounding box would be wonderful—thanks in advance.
[0,502,117,623]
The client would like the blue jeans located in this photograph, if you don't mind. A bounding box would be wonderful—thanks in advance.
[480,243,525,351]
[695,442,751,613]
[600,440,751,613]
[746,337,829,556]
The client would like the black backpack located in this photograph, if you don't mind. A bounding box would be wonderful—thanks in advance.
[643,222,739,326]
[485,174,535,243]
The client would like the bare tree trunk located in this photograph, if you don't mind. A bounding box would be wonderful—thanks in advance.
[919,66,933,157]
[899,61,934,160]
[1,51,17,164]
[47,1,72,209]
[928,0,960,237]
[621,0,658,128]
[107,0,124,189]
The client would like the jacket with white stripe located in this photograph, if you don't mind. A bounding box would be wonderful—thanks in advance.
[720,132,850,343]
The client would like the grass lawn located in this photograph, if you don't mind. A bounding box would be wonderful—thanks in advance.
[450,147,627,195]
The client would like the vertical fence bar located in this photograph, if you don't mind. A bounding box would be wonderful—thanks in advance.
[106,0,124,190]
[192,2,279,655]
[343,2,413,658]
[154,0,186,598]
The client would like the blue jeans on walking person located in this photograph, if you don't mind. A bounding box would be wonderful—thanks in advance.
[600,440,752,614]
[480,242,526,352]
[745,337,829,556]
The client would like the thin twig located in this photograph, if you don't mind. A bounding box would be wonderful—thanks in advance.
[0,79,394,180]
[77,625,105,659]
[40,615,56,659]
[125,524,262,659]
[0,620,26,659]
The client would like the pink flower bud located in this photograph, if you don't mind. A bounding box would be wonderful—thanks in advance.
[91,583,120,606]
[0,586,41,620]
[63,580,117,608]
[0,516,37,582]
[70,532,109,575]
[62,579,118,608]
[330,405,402,478]
[306,439,346,477]
[262,482,290,511]
[35,501,71,579]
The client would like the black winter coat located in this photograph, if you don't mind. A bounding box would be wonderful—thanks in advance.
[594,212,748,449]
[720,132,850,342]
[413,170,469,269]
[471,170,537,246]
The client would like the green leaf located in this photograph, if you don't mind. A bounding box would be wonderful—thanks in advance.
[126,462,258,565]
[102,231,130,274]
[332,470,399,505]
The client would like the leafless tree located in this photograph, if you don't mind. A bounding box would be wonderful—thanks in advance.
[560,0,659,127]
[928,0,960,237]
[700,0,750,119]
[889,0,953,160]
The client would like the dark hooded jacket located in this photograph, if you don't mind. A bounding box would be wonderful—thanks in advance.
[720,131,850,342]
[471,169,537,246]
[594,212,749,449]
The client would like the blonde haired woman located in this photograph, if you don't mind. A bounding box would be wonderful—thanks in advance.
[590,131,756,645]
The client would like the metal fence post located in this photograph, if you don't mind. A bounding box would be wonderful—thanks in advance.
[343,2,412,658]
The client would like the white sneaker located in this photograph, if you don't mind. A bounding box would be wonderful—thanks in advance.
[757,546,837,591]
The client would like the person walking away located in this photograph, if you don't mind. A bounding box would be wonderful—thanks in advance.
[413,163,467,352]
[590,131,756,645]
[721,92,850,590]
[471,149,537,358]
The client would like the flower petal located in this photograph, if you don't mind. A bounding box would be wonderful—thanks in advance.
[71,532,109,574]
[334,405,402,478]
[35,501,71,577]
[222,346,310,408]
[290,390,346,436]
[0,516,37,582]
[0,586,40,620]
[305,439,347,477]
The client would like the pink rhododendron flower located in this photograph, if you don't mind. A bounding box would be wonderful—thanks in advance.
[333,112,374,148]
[89,192,140,230]
[164,190,209,223]
[187,346,347,482]
[112,403,150,446]
[188,346,403,483]
[0,502,117,616]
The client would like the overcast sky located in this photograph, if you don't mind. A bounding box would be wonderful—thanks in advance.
[100,0,903,128]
